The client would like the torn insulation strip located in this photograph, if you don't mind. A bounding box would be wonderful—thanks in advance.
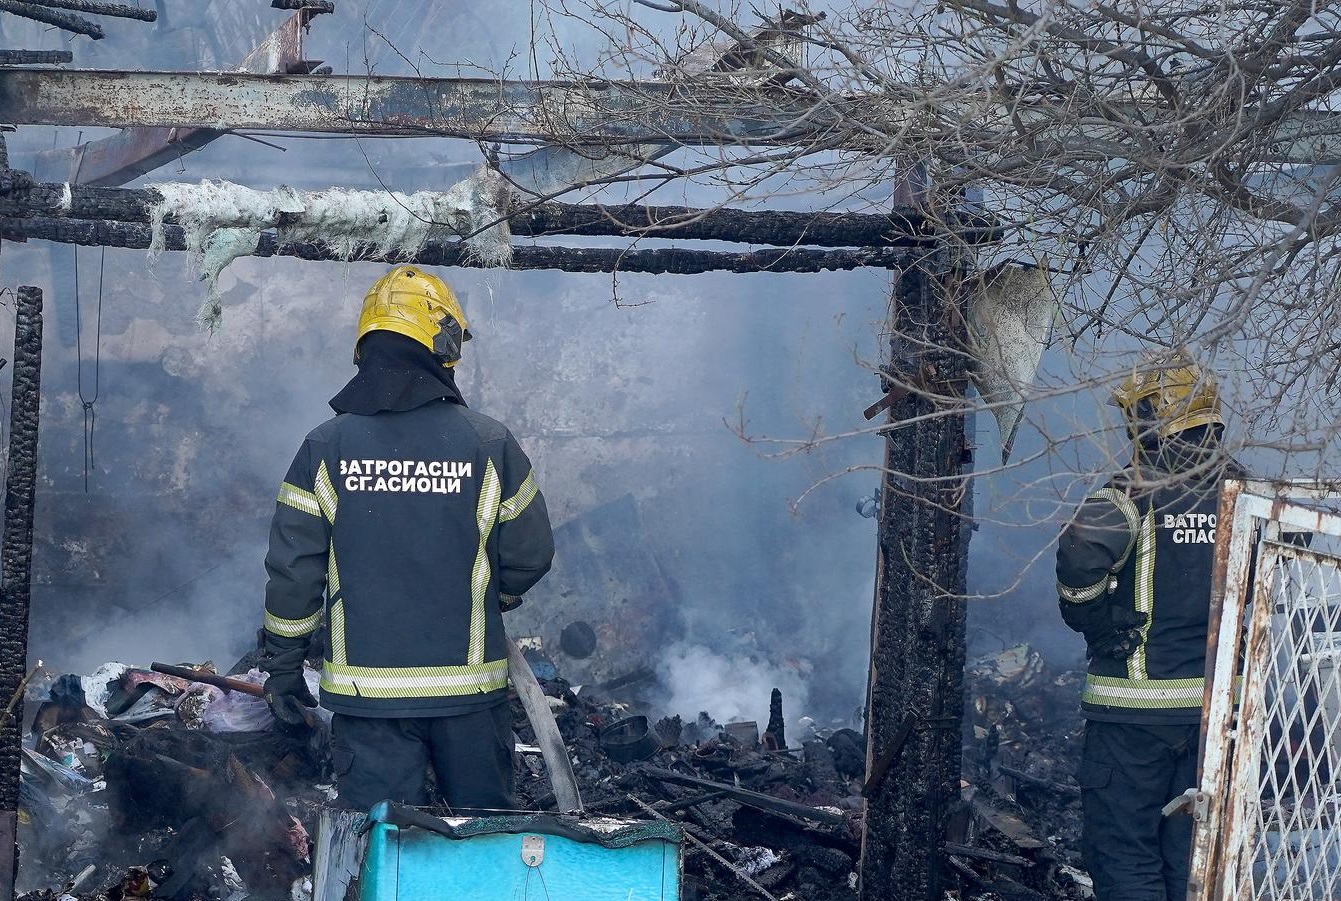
[146,167,514,329]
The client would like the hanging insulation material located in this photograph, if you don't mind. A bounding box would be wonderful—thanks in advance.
[146,167,514,328]
[966,262,1059,464]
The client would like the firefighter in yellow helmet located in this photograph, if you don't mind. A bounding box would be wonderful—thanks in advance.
[260,265,554,813]
[1055,352,1244,901]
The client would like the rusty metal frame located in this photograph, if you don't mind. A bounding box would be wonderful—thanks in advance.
[1190,480,1341,901]
[0,68,842,144]
[31,7,327,186]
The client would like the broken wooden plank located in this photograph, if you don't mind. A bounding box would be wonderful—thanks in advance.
[0,0,104,38]
[996,764,1080,797]
[655,789,731,813]
[942,841,1035,867]
[969,795,1047,851]
[642,766,846,826]
[627,794,781,901]
[0,50,72,65]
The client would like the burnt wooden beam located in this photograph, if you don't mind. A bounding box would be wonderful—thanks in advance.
[0,0,103,38]
[0,217,920,273]
[0,286,43,901]
[859,248,971,901]
[272,0,333,9]
[0,179,999,247]
[642,766,847,826]
[0,49,73,64]
[518,202,997,245]
[23,0,156,21]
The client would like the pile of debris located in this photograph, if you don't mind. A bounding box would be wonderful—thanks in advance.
[958,644,1092,900]
[12,641,1092,901]
[16,660,326,901]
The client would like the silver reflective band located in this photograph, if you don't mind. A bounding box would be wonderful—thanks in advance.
[264,608,321,638]
[277,482,321,517]
[1059,579,1108,603]
[320,659,508,698]
[1083,673,1203,709]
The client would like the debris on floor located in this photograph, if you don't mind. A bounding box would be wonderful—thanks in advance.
[13,642,1092,900]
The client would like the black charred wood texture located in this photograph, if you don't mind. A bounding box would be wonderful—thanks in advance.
[766,687,786,748]
[0,217,920,274]
[22,0,156,21]
[516,203,996,246]
[271,0,334,10]
[859,252,970,901]
[0,180,1000,248]
[0,287,42,814]
[0,0,103,38]
[0,49,73,64]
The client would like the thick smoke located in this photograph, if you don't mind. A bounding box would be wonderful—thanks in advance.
[10,0,1305,736]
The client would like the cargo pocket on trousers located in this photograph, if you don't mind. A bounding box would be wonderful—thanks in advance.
[332,746,355,779]
[493,705,515,755]
[1075,760,1112,791]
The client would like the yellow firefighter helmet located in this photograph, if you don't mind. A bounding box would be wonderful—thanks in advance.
[355,265,472,367]
[1110,351,1223,438]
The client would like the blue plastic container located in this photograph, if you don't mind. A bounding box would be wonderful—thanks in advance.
[352,803,681,901]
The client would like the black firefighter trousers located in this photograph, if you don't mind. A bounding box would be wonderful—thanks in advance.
[1078,720,1200,901]
[331,703,516,815]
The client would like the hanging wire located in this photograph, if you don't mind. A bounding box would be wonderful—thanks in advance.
[74,245,105,492]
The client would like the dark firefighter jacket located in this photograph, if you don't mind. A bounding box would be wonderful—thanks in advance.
[262,380,554,718]
[1056,442,1245,724]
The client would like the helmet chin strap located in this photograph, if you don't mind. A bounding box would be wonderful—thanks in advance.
[432,314,465,366]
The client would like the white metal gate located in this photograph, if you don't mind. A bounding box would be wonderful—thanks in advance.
[1190,481,1341,901]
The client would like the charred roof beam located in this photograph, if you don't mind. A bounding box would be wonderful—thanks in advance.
[0,177,1001,247]
[0,216,921,274]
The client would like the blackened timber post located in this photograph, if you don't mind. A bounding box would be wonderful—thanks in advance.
[859,248,971,901]
[0,286,43,900]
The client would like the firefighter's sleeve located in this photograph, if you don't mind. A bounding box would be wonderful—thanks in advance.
[262,438,331,658]
[494,431,555,605]
[1056,488,1140,636]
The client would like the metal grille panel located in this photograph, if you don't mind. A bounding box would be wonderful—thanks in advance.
[1191,483,1341,901]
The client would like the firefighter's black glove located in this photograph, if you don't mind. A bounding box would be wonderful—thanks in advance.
[1087,609,1149,660]
[262,644,316,726]
[263,670,317,726]
[1060,596,1147,660]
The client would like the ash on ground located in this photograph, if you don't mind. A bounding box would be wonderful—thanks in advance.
[13,641,1093,901]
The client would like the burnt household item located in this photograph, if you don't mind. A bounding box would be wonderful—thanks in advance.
[724,721,760,748]
[521,647,557,681]
[559,620,598,659]
[600,715,661,763]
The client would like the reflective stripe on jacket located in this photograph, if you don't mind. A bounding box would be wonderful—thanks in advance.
[262,401,554,717]
[1056,454,1240,724]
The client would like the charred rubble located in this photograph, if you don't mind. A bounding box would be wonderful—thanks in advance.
[12,640,1094,901]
